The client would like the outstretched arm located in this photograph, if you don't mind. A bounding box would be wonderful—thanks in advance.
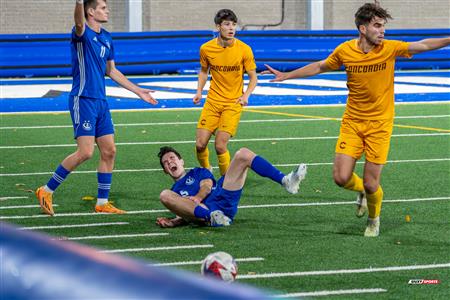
[236,69,257,106]
[106,60,158,105]
[262,60,331,82]
[193,66,209,105]
[74,0,85,37]
[408,37,450,55]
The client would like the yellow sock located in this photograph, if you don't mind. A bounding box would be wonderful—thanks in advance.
[217,151,231,176]
[196,147,211,169]
[367,186,383,219]
[343,172,364,192]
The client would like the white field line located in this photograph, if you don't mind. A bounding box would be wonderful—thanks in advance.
[1,157,449,177]
[1,115,449,130]
[0,204,59,210]
[237,262,450,279]
[152,257,264,267]
[0,209,167,219]
[3,196,448,220]
[19,222,129,230]
[0,196,29,201]
[58,232,169,241]
[274,288,387,298]
[1,132,450,150]
[101,244,214,253]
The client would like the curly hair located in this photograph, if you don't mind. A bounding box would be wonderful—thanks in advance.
[354,2,392,29]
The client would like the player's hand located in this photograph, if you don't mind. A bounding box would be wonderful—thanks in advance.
[137,88,158,105]
[236,95,249,106]
[187,196,202,204]
[156,217,175,228]
[261,64,287,82]
[193,93,202,105]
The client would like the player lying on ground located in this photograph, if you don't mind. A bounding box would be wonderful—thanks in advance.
[155,147,307,227]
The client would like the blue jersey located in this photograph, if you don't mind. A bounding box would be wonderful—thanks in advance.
[70,25,114,100]
[171,168,216,197]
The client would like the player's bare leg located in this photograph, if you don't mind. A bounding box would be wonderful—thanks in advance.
[195,128,213,171]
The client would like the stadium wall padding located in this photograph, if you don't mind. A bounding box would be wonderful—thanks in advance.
[0,29,449,78]
[0,222,271,299]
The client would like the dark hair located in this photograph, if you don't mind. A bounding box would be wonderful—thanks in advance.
[84,0,102,19]
[157,146,182,169]
[214,9,238,25]
[354,2,392,29]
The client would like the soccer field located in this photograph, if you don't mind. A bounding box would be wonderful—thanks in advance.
[1,103,449,298]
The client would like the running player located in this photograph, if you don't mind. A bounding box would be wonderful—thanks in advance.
[155,146,307,228]
[193,9,257,176]
[263,2,450,236]
[35,0,158,216]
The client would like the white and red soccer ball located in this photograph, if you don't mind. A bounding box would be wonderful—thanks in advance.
[201,251,238,282]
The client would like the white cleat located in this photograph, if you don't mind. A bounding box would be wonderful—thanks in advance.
[282,164,307,194]
[364,217,380,237]
[209,210,231,227]
[355,191,367,218]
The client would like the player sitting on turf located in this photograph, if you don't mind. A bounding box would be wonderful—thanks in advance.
[155,146,307,228]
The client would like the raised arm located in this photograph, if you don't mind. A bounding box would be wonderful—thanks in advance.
[237,69,257,106]
[262,60,331,82]
[74,0,85,37]
[193,66,209,105]
[106,60,157,105]
[408,37,450,55]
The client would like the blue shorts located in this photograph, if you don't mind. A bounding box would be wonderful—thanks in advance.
[203,177,242,221]
[69,96,114,138]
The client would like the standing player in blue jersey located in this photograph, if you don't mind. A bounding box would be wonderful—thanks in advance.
[35,0,157,216]
[155,146,307,228]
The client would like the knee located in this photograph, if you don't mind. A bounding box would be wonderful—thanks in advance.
[159,189,173,205]
[101,146,116,161]
[214,143,228,154]
[77,148,94,162]
[234,147,253,163]
[333,170,351,187]
[196,142,207,152]
[363,180,379,194]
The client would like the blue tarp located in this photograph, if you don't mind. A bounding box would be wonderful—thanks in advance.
[0,29,449,77]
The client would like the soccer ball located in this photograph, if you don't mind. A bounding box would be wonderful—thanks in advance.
[201,251,238,282]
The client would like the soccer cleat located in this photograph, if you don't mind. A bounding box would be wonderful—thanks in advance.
[364,217,380,237]
[282,164,307,194]
[355,191,367,218]
[36,186,54,216]
[209,210,231,227]
[95,202,126,214]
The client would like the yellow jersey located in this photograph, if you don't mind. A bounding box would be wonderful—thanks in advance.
[326,39,411,120]
[200,38,256,104]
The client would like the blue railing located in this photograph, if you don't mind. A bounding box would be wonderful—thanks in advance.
[0,29,449,78]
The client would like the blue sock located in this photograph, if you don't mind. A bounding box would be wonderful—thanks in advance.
[46,164,71,191]
[250,155,285,185]
[97,172,112,202]
[194,205,211,220]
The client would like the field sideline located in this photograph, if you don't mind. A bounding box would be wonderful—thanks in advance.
[1,100,449,298]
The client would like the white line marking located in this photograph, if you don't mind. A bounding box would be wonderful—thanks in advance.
[3,196,448,220]
[274,288,387,298]
[0,196,29,201]
[19,222,129,230]
[152,257,264,267]
[238,263,450,279]
[1,157,449,177]
[1,115,448,130]
[101,244,214,253]
[0,204,59,210]
[1,132,449,149]
[60,233,169,241]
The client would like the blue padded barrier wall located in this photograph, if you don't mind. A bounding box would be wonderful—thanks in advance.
[0,222,271,300]
[0,29,449,78]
